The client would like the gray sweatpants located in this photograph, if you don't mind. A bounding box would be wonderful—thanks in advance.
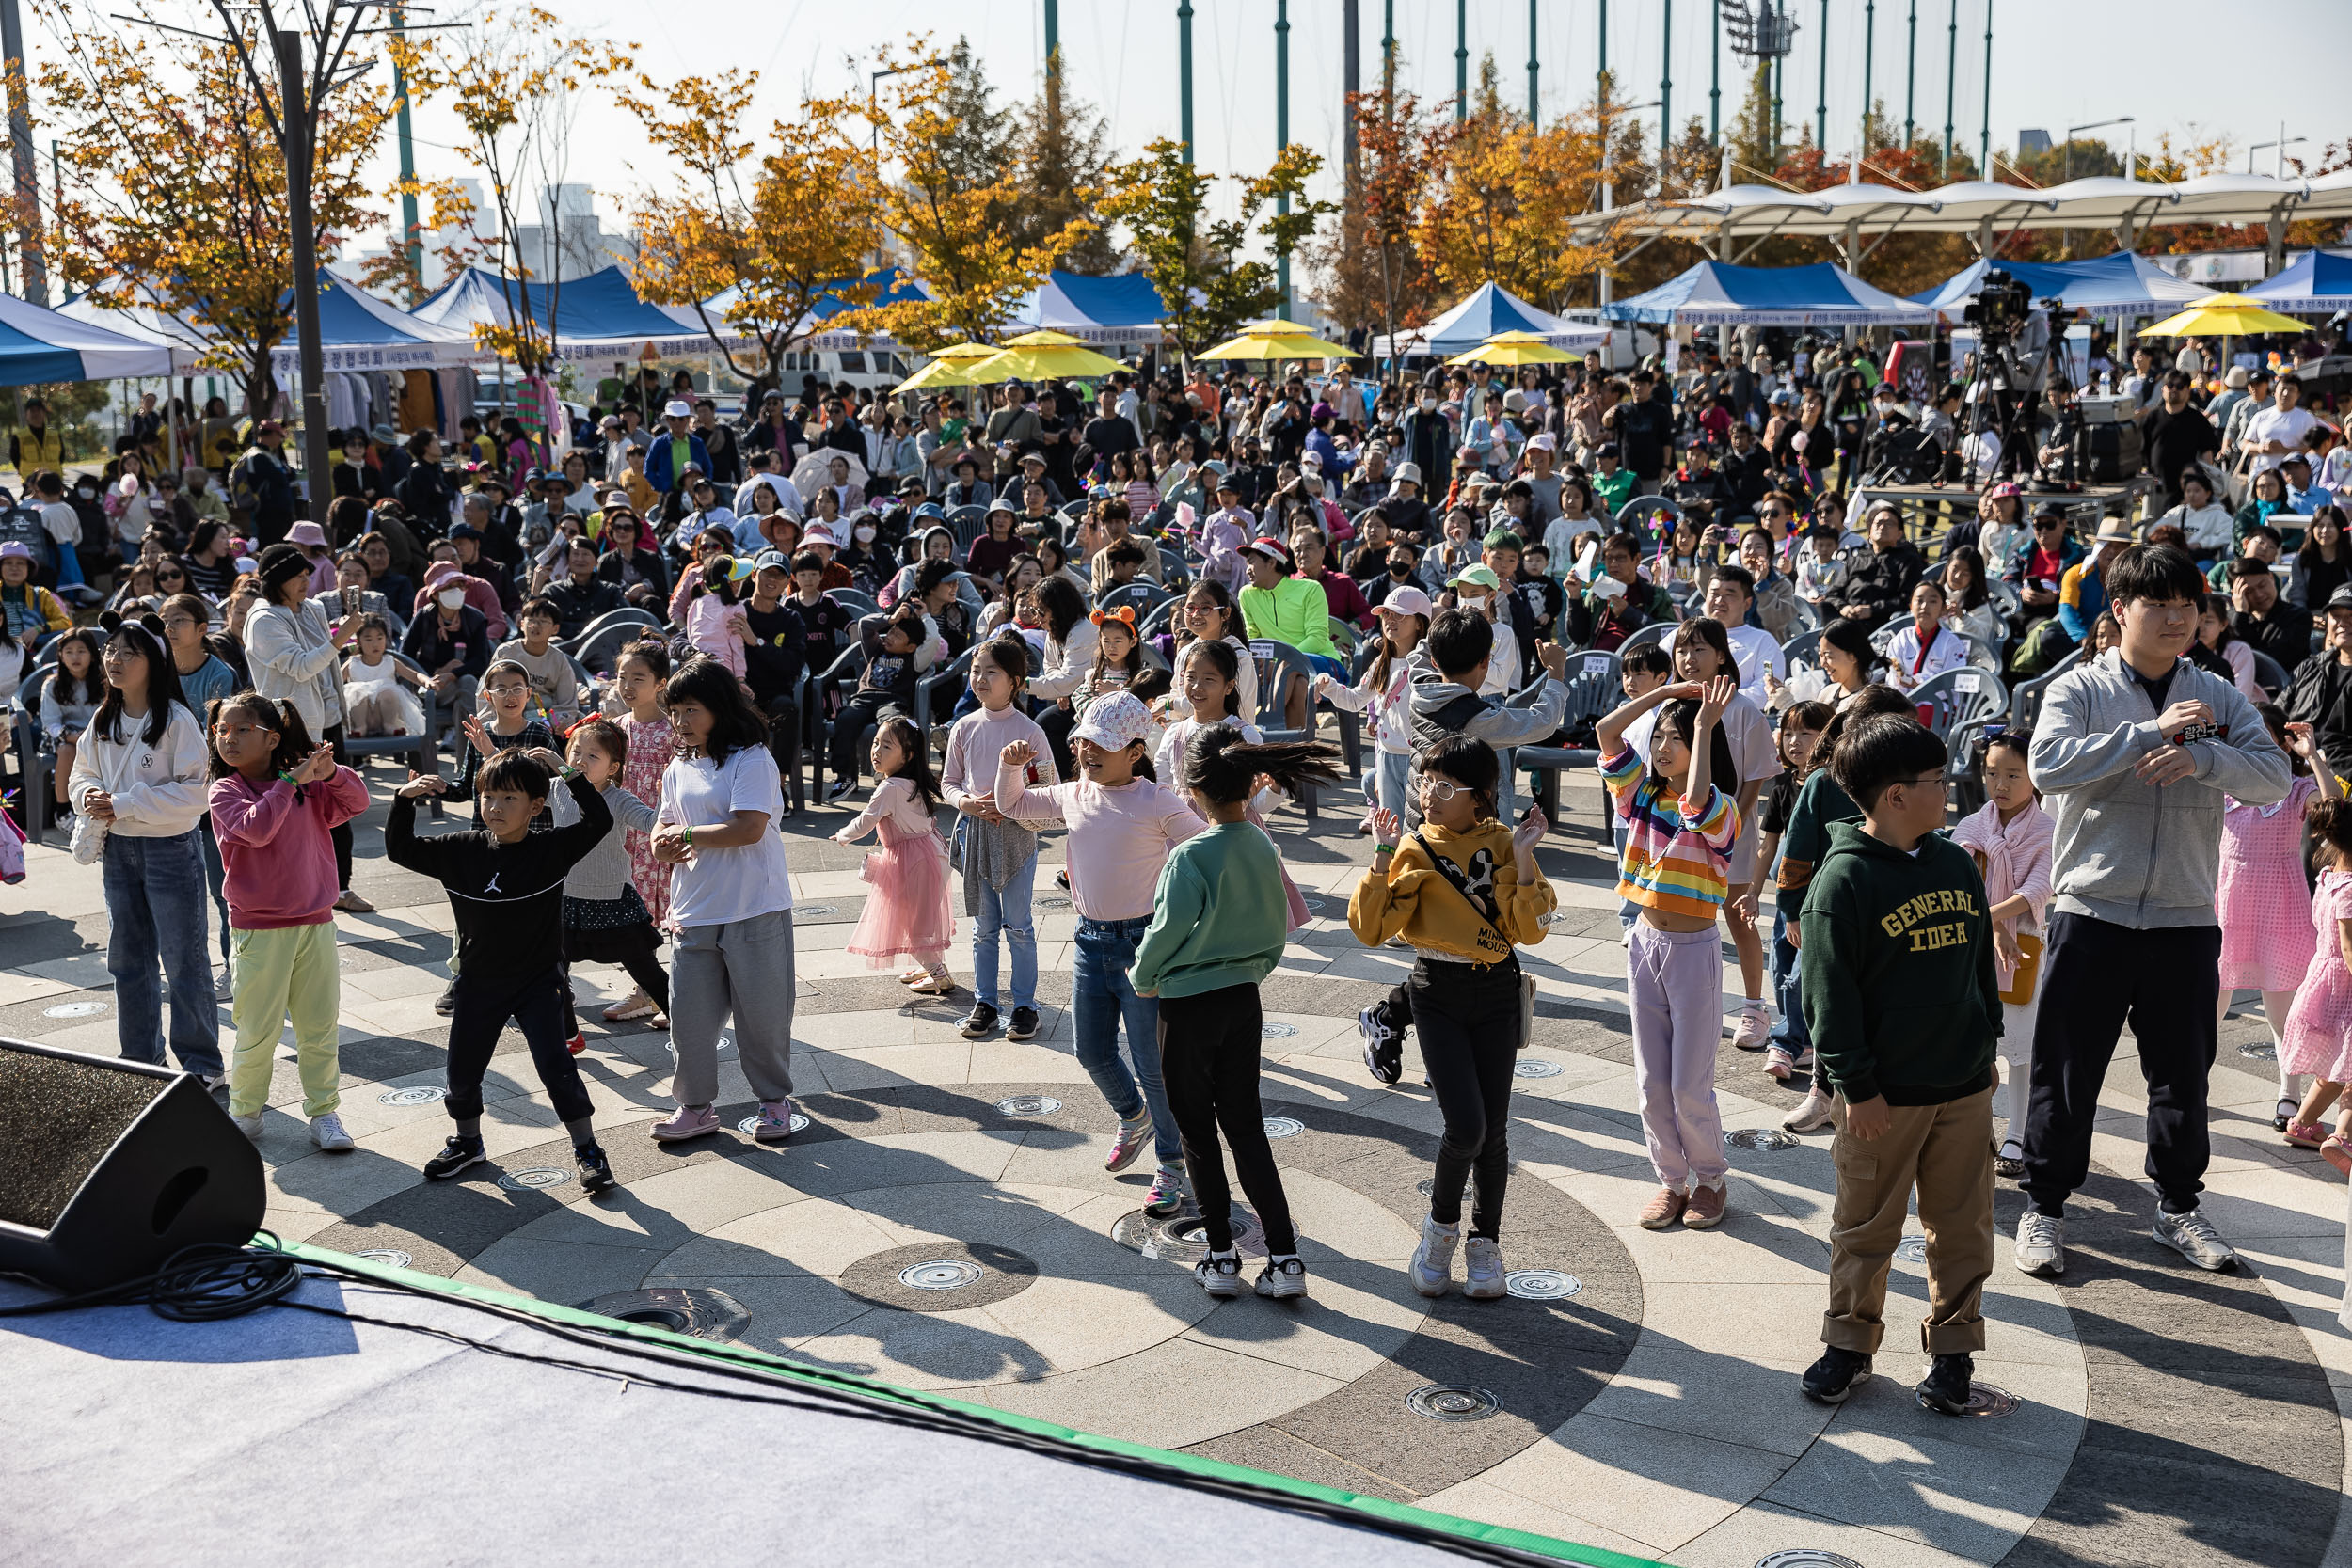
[670,909,797,1107]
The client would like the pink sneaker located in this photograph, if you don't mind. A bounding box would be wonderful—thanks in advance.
[650,1103,722,1142]
[1729,1006,1772,1052]
[1104,1110,1152,1172]
[1765,1045,1796,1080]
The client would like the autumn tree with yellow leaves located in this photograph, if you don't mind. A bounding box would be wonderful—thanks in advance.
[1410,66,1613,316]
[388,8,632,373]
[32,0,397,417]
[618,69,885,394]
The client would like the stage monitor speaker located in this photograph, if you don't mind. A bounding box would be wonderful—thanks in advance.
[0,1038,266,1293]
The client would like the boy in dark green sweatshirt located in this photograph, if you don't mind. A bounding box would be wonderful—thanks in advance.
[1798,714,2001,1417]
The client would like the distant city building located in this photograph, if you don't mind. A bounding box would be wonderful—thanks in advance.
[2018,129,2053,156]
[508,183,636,283]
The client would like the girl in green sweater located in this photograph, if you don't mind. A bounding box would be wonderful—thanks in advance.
[1132,727,1341,1303]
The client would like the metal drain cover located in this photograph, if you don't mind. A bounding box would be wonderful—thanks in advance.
[497,1166,572,1192]
[1037,895,1072,908]
[792,904,838,920]
[898,1259,985,1291]
[1947,1380,2020,1418]
[1262,1116,1305,1138]
[734,1111,813,1136]
[354,1249,412,1270]
[1504,1269,1582,1300]
[1514,1059,1564,1079]
[379,1085,445,1106]
[41,1000,107,1018]
[1895,1236,1929,1264]
[1406,1385,1501,1422]
[2239,1041,2279,1061]
[1111,1207,1269,1261]
[1755,1553,1865,1568]
[994,1095,1063,1116]
[576,1287,750,1342]
[1260,1022,1298,1040]
[1725,1127,1800,1151]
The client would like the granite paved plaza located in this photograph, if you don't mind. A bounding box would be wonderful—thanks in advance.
[8,767,2352,1568]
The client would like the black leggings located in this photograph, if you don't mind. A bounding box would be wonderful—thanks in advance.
[829,691,904,779]
[445,965,594,1124]
[1157,983,1299,1256]
[1411,958,1521,1240]
[322,722,354,890]
[558,950,674,1038]
[1037,703,1078,780]
[759,693,803,807]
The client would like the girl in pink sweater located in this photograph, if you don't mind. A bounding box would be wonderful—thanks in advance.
[206,691,371,1151]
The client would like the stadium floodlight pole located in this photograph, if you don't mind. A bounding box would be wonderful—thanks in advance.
[1043,0,1057,71]
[1815,0,1826,150]
[1343,0,1359,181]
[1382,0,1395,98]
[1277,0,1291,310]
[1597,0,1606,108]
[1941,0,1956,175]
[1708,0,1720,143]
[0,0,46,303]
[1978,0,1991,174]
[1660,0,1671,150]
[2063,116,2131,183]
[1903,0,1915,145]
[1454,0,1466,121]
[1528,0,1539,123]
[1861,0,1874,152]
[1179,0,1195,161]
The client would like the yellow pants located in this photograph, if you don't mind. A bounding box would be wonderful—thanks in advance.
[229,919,343,1120]
[1822,1086,1996,1355]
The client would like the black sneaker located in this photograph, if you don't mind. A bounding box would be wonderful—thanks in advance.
[1359,1005,1403,1085]
[1006,1006,1041,1042]
[826,778,857,802]
[435,979,459,1017]
[575,1142,615,1195]
[422,1133,485,1181]
[959,1003,1000,1039]
[1800,1346,1873,1404]
[1915,1353,1976,1416]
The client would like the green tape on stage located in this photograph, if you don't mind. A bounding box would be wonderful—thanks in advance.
[277,1237,1665,1568]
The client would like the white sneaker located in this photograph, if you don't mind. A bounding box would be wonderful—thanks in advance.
[1256,1254,1309,1300]
[1409,1212,1460,1297]
[2014,1209,2066,1277]
[1461,1236,1506,1299]
[1193,1250,1247,1298]
[1728,1005,1772,1051]
[231,1112,262,1142]
[1782,1086,1836,1133]
[310,1112,356,1152]
[2153,1205,2238,1272]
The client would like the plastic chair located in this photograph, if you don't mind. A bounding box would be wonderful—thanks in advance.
[1613,494,1682,534]
[560,606,659,657]
[1325,616,1361,657]
[1247,639,1330,820]
[1520,648,1624,826]
[948,510,991,553]
[2249,647,2291,697]
[1779,626,1823,672]
[1097,580,1171,623]
[828,586,880,619]
[571,620,658,679]
[9,661,56,842]
[1616,620,1675,655]
[1138,597,1182,641]
[2009,645,2083,734]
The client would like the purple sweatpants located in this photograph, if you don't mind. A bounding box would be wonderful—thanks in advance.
[1628,919,1728,1192]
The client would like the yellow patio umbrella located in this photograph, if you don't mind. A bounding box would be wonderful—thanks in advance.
[929,341,1001,358]
[965,331,1127,381]
[2137,293,2312,338]
[1446,329,1579,367]
[1197,318,1356,361]
[895,349,994,392]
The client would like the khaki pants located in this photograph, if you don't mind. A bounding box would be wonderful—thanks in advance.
[228,919,342,1120]
[1823,1085,1996,1355]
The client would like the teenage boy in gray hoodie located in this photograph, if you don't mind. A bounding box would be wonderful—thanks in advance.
[2017,543,2292,1280]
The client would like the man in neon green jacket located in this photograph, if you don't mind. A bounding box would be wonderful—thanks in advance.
[1238,535,1343,731]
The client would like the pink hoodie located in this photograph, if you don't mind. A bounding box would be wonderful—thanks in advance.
[208,767,371,929]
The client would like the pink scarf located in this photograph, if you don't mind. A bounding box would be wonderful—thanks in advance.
[1950,798,2055,990]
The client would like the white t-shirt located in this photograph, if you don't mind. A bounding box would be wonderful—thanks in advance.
[1723,623,1787,709]
[659,746,795,928]
[2245,404,2318,473]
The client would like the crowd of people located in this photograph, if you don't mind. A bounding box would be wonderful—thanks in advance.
[7,328,2351,1410]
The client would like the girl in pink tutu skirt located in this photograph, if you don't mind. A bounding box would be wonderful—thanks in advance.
[2281,797,2352,1167]
[2221,709,2340,1134]
[834,715,955,993]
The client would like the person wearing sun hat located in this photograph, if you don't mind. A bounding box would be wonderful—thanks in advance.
[645,399,711,497]
[992,688,1208,1222]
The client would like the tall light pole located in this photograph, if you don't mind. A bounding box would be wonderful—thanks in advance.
[1528,0,1539,123]
[1861,0,1875,152]
[0,0,46,303]
[1941,0,1957,175]
[1597,0,1608,110]
[1709,0,1721,143]
[1382,0,1395,98]
[1276,0,1291,311]
[2249,132,2308,177]
[1043,0,1057,71]
[1661,0,1673,150]
[1343,0,1360,184]
[1178,1,1195,162]
[1815,0,1828,150]
[1903,0,1916,146]
[389,5,422,302]
[1454,0,1467,121]
[1978,0,1992,175]
[2063,117,2132,183]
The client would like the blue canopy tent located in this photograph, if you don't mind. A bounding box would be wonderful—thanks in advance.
[1910,252,2206,320]
[0,293,192,383]
[1008,271,1171,346]
[2245,250,2352,314]
[1391,280,1610,355]
[415,265,717,358]
[798,267,930,351]
[268,274,480,372]
[1604,261,1937,325]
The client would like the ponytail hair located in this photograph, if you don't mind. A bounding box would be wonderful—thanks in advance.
[204,691,316,784]
[1182,727,1343,805]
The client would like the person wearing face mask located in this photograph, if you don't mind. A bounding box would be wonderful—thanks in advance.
[1399,384,1454,496]
[401,573,492,733]
[838,513,887,594]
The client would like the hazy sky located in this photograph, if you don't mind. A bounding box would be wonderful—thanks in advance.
[38,1,2352,259]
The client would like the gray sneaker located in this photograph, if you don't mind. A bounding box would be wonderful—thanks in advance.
[1255,1254,1309,1300]
[2014,1209,2066,1277]
[1193,1250,1247,1299]
[2153,1205,2238,1272]
[1461,1236,1506,1299]
[1409,1212,1460,1297]
[231,1112,263,1143]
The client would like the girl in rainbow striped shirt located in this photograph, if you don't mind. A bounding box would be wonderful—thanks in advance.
[1597,673,1744,1233]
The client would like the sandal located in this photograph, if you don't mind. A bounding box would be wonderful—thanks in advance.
[2324,1134,2352,1178]
[1994,1139,2026,1180]
[2274,1097,2299,1133]
[2284,1118,2329,1149]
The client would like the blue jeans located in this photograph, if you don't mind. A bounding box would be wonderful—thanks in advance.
[1769,903,1809,1051]
[198,816,231,969]
[102,828,222,1078]
[1371,749,1412,818]
[972,851,1039,1011]
[1072,915,1181,1167]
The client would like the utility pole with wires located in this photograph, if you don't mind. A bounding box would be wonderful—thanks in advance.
[139,0,462,521]
[0,0,46,304]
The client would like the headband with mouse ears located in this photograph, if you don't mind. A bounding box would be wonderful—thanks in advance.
[1089,604,1138,631]
[97,609,167,641]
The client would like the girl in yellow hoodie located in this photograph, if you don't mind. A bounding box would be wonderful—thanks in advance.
[1349,736,1554,1300]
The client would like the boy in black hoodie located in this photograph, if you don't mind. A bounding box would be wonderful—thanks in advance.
[1798,715,2000,1416]
[387,750,618,1194]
